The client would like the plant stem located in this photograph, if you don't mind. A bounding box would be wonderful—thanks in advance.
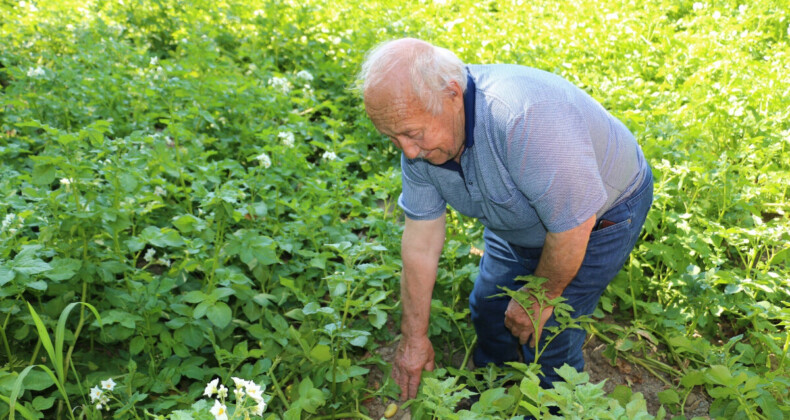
[313,413,373,420]
[0,323,11,364]
[268,357,290,410]
[459,336,477,371]
[777,330,790,371]
[207,218,225,290]
[588,323,678,385]
[63,282,88,382]
[29,339,41,366]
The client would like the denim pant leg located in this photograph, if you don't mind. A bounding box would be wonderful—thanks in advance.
[469,169,654,388]
[470,228,541,367]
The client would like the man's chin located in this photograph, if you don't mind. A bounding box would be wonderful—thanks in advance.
[425,155,450,165]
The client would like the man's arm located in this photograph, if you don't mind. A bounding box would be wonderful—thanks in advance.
[392,213,446,400]
[504,215,596,346]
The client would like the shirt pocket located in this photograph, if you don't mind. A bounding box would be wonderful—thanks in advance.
[483,188,541,231]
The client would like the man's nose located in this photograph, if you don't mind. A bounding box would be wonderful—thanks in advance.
[401,138,421,159]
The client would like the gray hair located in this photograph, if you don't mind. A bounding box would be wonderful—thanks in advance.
[355,38,467,115]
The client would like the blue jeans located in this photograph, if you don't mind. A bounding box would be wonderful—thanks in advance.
[469,169,653,387]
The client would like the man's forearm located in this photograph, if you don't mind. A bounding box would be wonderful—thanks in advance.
[399,264,436,338]
[399,215,445,337]
[534,215,596,299]
[391,215,446,400]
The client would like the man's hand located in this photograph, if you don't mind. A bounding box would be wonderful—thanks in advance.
[505,215,596,347]
[392,334,435,400]
[504,291,555,347]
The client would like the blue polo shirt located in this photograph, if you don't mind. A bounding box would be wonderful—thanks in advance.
[397,64,648,248]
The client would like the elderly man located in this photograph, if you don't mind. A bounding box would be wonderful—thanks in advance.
[357,38,653,400]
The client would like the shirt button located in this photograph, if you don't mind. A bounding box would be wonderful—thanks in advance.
[468,182,473,185]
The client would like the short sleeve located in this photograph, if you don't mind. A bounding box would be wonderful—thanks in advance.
[505,101,607,232]
[397,154,447,220]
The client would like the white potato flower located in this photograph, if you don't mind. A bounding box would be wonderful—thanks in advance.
[101,378,116,391]
[245,382,263,403]
[89,386,103,403]
[268,77,290,93]
[255,152,272,168]
[231,377,248,389]
[204,378,220,397]
[253,401,267,416]
[322,151,338,161]
[1,213,15,232]
[210,400,229,420]
[26,67,45,78]
[278,131,295,147]
[296,70,314,82]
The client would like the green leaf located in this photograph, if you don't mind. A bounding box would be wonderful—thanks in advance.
[706,365,732,384]
[240,235,278,268]
[0,266,15,286]
[474,387,514,413]
[768,247,789,266]
[309,344,332,362]
[680,370,706,388]
[32,395,56,411]
[209,287,235,301]
[55,302,102,382]
[616,338,634,351]
[26,304,58,381]
[140,226,185,248]
[118,172,138,192]
[172,214,204,233]
[368,307,387,329]
[11,247,51,275]
[175,325,204,349]
[10,365,70,420]
[31,162,56,185]
[0,392,36,420]
[130,336,145,355]
[169,412,195,420]
[609,385,633,407]
[658,388,680,405]
[296,377,326,414]
[206,302,232,328]
[182,291,208,304]
[194,301,210,319]
[21,369,54,391]
[302,302,321,315]
[43,258,82,282]
[25,280,47,291]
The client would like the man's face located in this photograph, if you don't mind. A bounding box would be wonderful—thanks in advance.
[364,80,465,165]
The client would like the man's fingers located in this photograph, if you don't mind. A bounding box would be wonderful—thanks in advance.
[407,374,421,400]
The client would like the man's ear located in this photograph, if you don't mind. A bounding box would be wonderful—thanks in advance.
[446,80,463,98]
[446,80,464,111]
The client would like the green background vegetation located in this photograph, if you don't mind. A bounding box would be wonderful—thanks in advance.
[0,0,788,418]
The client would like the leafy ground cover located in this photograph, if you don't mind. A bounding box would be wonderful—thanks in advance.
[0,0,788,418]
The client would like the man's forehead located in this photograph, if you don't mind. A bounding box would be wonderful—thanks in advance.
[364,88,422,129]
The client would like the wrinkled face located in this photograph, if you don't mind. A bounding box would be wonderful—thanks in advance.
[364,80,465,165]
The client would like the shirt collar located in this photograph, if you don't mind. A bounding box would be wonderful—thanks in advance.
[437,69,476,172]
[462,68,476,149]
